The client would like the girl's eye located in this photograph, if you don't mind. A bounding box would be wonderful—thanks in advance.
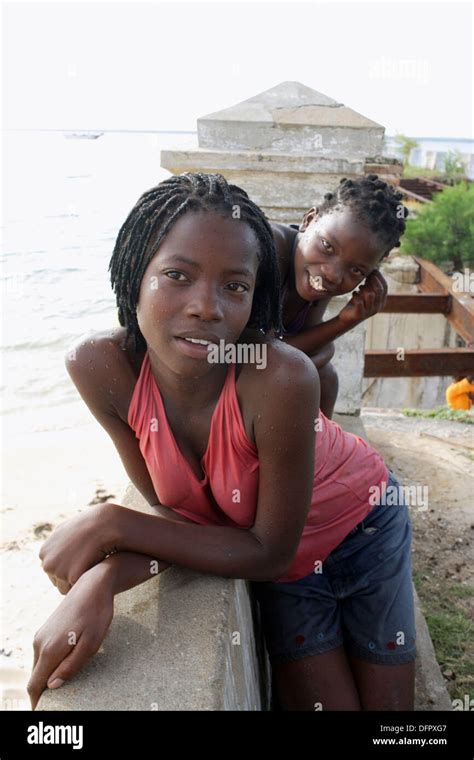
[227,282,248,293]
[164,270,187,282]
[321,238,333,252]
[351,267,364,277]
[164,272,248,292]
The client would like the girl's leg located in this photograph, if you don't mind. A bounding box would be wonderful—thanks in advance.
[340,473,417,709]
[314,361,339,419]
[272,647,362,711]
[348,657,415,711]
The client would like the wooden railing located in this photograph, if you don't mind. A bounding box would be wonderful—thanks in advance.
[364,257,474,378]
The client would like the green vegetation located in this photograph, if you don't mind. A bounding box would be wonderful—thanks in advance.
[413,573,474,702]
[402,406,474,424]
[394,134,419,167]
[400,182,474,270]
[443,150,467,184]
[402,164,440,179]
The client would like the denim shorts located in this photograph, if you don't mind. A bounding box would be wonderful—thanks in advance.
[250,470,417,666]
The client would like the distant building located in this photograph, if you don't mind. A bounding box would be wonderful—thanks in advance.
[385,136,474,179]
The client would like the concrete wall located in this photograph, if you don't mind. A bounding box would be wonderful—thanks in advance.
[36,483,271,711]
[326,294,367,415]
[161,148,363,224]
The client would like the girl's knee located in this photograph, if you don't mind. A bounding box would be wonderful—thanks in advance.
[318,360,339,388]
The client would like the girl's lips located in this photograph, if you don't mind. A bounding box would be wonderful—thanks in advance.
[305,270,329,298]
[174,337,216,359]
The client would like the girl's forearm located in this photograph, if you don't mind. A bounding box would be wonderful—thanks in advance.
[90,504,195,596]
[282,315,352,355]
[95,550,171,596]
[112,507,280,582]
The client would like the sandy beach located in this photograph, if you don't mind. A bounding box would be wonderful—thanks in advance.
[1,419,130,710]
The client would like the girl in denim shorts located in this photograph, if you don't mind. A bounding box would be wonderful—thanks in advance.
[251,469,416,711]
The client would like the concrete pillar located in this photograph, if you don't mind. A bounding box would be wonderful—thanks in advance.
[161,81,386,224]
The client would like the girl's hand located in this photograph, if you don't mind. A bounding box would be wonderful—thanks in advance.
[337,270,388,326]
[39,503,120,592]
[27,566,114,710]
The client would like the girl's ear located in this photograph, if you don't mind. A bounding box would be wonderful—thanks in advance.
[299,207,319,233]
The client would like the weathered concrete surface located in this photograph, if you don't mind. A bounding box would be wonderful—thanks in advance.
[324,295,367,415]
[161,80,386,225]
[160,149,363,224]
[36,569,267,711]
[36,485,269,711]
[197,81,384,157]
[161,148,364,176]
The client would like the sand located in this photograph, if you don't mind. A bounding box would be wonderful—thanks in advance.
[1,419,129,710]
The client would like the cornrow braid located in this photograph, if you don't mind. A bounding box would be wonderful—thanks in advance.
[108,172,283,355]
[319,174,409,256]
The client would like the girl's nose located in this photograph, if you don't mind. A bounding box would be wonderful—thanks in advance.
[320,264,344,287]
[185,285,224,321]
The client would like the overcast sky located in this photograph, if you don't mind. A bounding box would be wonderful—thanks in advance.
[3,0,473,138]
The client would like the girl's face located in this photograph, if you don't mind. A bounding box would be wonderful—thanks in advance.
[294,206,384,300]
[136,209,260,374]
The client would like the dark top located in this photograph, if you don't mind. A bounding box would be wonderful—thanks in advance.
[279,224,314,337]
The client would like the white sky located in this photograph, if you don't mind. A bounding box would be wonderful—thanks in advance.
[2,0,473,137]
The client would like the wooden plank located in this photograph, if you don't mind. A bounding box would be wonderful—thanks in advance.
[415,257,454,294]
[396,186,431,203]
[364,348,474,377]
[413,257,474,343]
[381,294,451,314]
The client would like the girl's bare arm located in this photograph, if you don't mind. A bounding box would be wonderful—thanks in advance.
[63,337,199,594]
[280,271,388,356]
[103,346,319,582]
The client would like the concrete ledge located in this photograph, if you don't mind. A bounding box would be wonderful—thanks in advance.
[36,567,269,711]
[413,587,453,711]
[36,486,270,711]
[161,147,364,175]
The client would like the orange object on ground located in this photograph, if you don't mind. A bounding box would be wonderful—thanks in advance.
[446,377,474,410]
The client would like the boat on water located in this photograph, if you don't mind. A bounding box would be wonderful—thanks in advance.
[63,132,104,140]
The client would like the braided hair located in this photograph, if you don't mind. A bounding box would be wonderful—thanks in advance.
[108,172,283,355]
[317,174,409,257]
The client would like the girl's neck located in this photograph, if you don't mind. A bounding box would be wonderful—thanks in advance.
[283,230,307,307]
[147,345,231,412]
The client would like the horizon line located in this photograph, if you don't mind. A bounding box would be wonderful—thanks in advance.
[4,128,473,142]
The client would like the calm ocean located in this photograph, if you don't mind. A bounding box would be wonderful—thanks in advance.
[2,130,194,435]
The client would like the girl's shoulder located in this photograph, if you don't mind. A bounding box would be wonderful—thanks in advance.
[65,326,143,424]
[235,333,320,447]
[236,330,319,408]
[65,327,320,434]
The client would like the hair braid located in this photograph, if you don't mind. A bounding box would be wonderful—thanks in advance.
[319,173,409,256]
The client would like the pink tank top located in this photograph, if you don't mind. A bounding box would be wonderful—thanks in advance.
[128,351,388,583]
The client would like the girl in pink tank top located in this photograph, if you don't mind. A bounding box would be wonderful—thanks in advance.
[35,172,415,712]
[113,173,414,709]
